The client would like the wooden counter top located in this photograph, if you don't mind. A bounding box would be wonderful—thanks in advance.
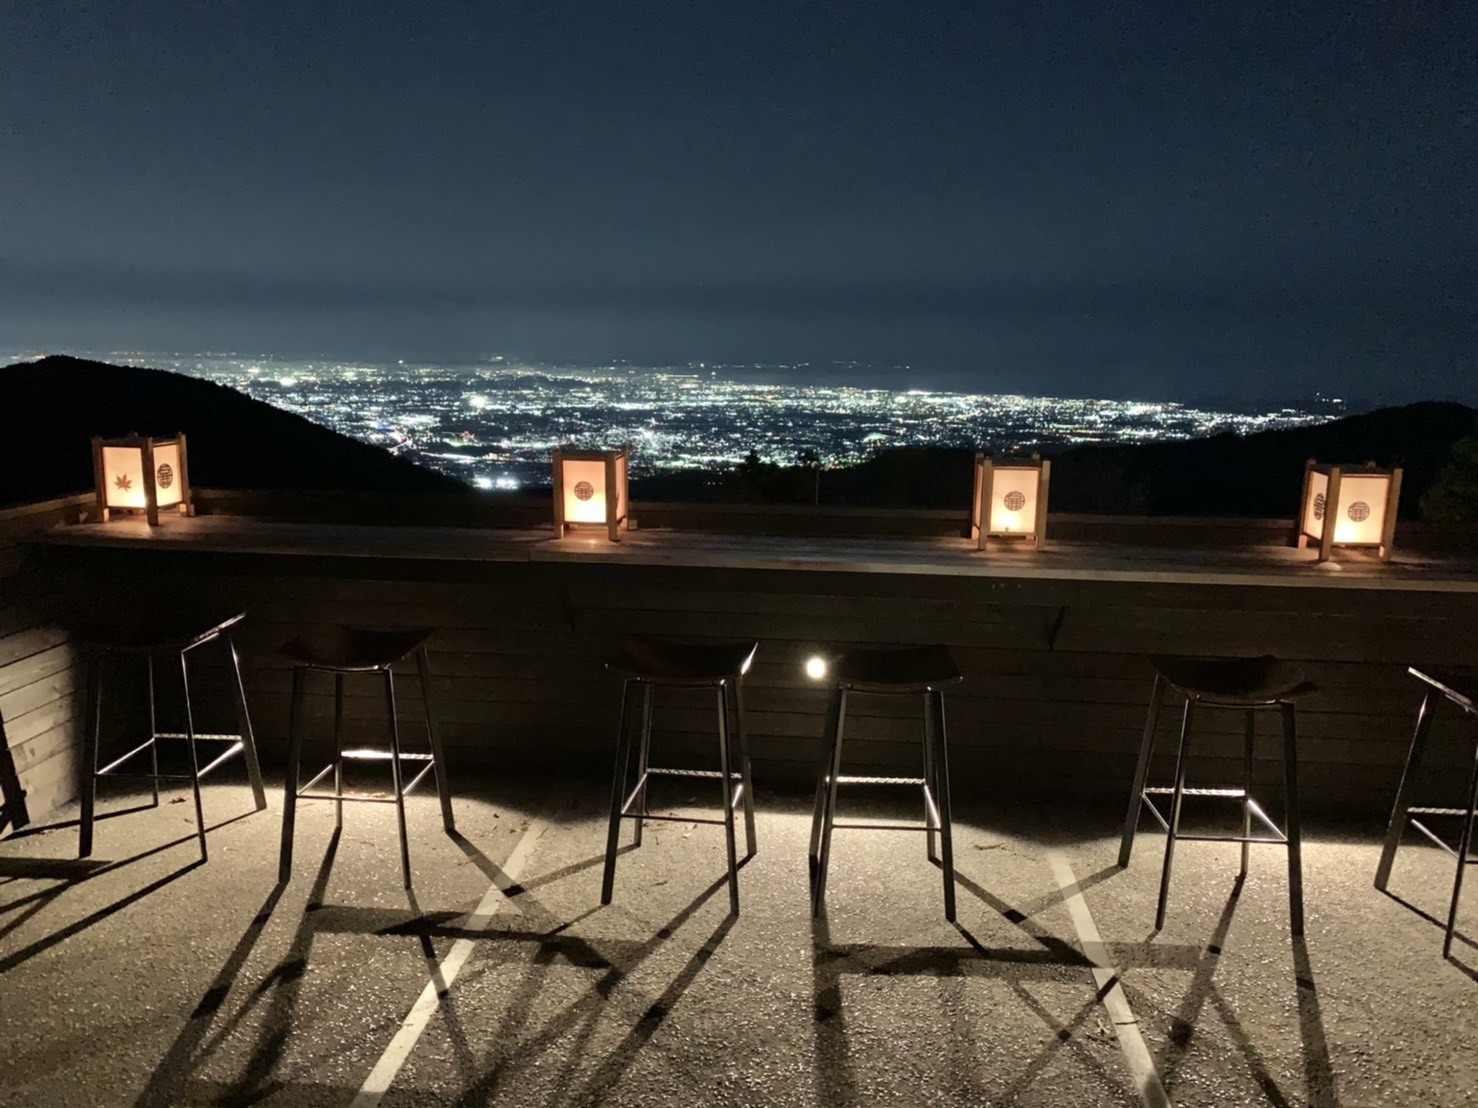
[37,514,1478,592]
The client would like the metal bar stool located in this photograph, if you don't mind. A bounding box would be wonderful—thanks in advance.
[277,626,455,889]
[1119,654,1318,935]
[1374,667,1478,957]
[808,645,962,921]
[601,638,759,917]
[78,611,267,861]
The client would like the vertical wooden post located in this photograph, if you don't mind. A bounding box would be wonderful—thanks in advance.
[1034,458,1051,550]
[1293,457,1315,548]
[176,433,195,516]
[1380,466,1403,561]
[1318,467,1342,564]
[552,449,567,537]
[90,436,109,522]
[969,452,985,544]
[142,439,160,527]
[977,456,995,551]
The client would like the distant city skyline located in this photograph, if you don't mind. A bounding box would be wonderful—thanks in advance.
[70,352,1341,490]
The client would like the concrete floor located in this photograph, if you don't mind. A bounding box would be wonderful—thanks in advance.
[2,771,1476,1107]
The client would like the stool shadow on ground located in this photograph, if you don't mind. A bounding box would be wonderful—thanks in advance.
[1114,877,1338,1108]
[1376,883,1478,983]
[443,870,736,1108]
[129,883,287,1107]
[810,863,1134,1108]
[193,827,343,1106]
[0,807,254,969]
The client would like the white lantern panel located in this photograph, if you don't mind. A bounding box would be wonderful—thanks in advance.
[101,446,148,509]
[152,441,184,508]
[988,466,1039,534]
[1332,473,1389,546]
[562,458,608,524]
[1302,469,1329,541]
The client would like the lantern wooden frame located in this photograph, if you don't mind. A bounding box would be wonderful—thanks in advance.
[91,433,194,526]
[971,452,1050,550]
[1295,458,1402,562]
[553,445,630,541]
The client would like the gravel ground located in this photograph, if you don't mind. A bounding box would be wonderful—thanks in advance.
[2,771,1475,1107]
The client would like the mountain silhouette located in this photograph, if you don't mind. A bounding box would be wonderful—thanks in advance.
[1,355,467,507]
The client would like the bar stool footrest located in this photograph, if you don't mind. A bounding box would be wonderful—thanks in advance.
[827,774,927,787]
[1409,817,1478,859]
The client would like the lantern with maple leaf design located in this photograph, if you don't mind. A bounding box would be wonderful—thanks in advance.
[91,434,194,526]
[552,445,629,541]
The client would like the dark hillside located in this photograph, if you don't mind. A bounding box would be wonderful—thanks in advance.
[1,355,467,506]
[1049,401,1477,517]
[632,402,1477,517]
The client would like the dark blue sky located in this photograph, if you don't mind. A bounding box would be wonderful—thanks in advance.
[2,1,1474,401]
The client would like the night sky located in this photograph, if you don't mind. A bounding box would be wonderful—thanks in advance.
[2,1,1474,401]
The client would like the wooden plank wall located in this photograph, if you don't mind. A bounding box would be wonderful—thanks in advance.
[0,497,90,832]
[32,541,1478,820]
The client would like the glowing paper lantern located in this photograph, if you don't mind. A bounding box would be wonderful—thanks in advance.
[91,434,193,526]
[1296,459,1402,562]
[553,446,630,541]
[971,452,1049,550]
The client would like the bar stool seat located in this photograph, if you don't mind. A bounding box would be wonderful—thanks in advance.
[278,627,437,672]
[601,638,759,917]
[1375,667,1478,958]
[1120,654,1316,935]
[829,645,962,692]
[610,638,761,685]
[77,610,267,861]
[809,645,963,921]
[1148,654,1318,705]
[277,626,454,890]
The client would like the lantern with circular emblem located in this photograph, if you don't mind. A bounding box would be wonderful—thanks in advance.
[553,445,630,541]
[91,433,193,526]
[1296,458,1402,562]
[971,452,1050,550]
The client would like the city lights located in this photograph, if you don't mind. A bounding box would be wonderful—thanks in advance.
[118,355,1337,492]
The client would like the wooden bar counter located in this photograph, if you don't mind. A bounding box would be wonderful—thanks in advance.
[20,508,1478,818]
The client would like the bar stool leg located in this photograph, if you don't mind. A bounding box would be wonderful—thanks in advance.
[383,669,412,889]
[1281,700,1306,938]
[1376,688,1438,891]
[716,684,741,917]
[415,645,456,834]
[1241,709,1255,878]
[734,679,758,860]
[79,654,103,859]
[1121,673,1166,867]
[333,674,346,830]
[224,631,267,812]
[179,652,208,862]
[1156,697,1195,930]
[1442,723,1478,958]
[808,686,843,885]
[931,688,957,923]
[146,656,161,808]
[279,667,306,884]
[632,684,654,848]
[922,690,938,864]
[812,689,849,917]
[601,680,635,905]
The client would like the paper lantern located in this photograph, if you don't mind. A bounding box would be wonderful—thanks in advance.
[971,452,1050,550]
[553,446,630,541]
[1296,459,1402,562]
[91,434,193,526]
